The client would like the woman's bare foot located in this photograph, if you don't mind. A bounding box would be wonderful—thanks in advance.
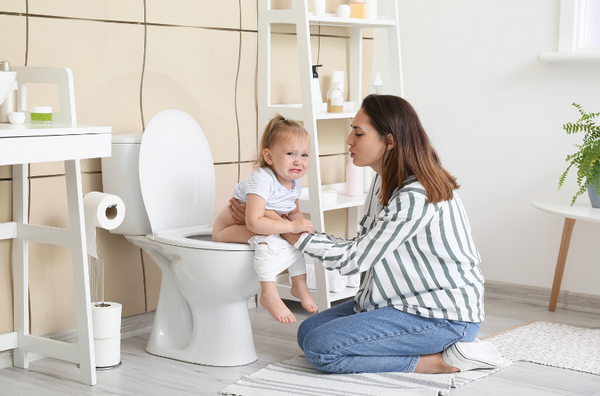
[290,274,318,313]
[260,282,296,324]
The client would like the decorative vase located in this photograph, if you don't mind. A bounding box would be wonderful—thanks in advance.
[587,179,600,208]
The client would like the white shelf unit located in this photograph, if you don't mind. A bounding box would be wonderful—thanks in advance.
[257,0,403,310]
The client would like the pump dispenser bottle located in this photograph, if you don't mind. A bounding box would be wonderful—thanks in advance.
[370,71,383,95]
[311,65,323,112]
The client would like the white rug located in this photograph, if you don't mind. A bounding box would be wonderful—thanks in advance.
[220,356,510,396]
[483,321,600,376]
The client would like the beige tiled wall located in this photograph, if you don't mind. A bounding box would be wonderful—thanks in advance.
[0,1,373,335]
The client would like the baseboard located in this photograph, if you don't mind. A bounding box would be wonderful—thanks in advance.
[485,280,600,315]
[0,297,257,370]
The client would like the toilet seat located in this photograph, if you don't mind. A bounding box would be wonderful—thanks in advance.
[150,225,252,251]
[139,109,215,235]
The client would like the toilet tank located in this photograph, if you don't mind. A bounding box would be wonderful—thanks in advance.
[101,133,152,236]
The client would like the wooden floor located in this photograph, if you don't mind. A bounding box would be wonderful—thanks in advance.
[1,296,600,396]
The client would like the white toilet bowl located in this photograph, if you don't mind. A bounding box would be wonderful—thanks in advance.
[101,110,260,366]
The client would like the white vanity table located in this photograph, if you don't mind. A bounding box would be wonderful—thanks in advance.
[0,122,111,385]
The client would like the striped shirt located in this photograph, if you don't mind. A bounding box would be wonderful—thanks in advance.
[295,175,485,323]
[232,167,301,216]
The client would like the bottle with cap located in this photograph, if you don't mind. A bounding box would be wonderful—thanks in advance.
[370,71,383,95]
[0,61,17,123]
[311,65,323,113]
[327,81,344,113]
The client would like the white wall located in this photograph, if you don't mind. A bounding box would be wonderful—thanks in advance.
[398,1,600,296]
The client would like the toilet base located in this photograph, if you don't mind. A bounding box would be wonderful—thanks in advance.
[146,300,257,366]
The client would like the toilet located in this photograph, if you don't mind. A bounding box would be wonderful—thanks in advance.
[101,109,260,367]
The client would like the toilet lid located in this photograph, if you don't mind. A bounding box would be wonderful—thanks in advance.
[139,110,215,234]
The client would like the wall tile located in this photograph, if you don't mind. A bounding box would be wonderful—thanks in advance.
[143,26,240,163]
[213,163,241,225]
[0,166,11,180]
[0,180,11,222]
[317,118,350,155]
[238,32,258,162]
[146,0,240,29]
[1,0,25,13]
[319,153,345,185]
[28,0,144,22]
[325,208,348,238]
[241,0,258,31]
[0,15,26,65]
[141,250,160,312]
[27,17,144,135]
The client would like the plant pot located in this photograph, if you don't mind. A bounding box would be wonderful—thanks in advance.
[587,180,600,208]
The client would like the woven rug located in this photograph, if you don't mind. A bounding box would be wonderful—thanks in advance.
[483,321,600,375]
[220,356,510,396]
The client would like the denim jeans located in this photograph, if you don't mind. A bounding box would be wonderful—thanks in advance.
[297,300,480,374]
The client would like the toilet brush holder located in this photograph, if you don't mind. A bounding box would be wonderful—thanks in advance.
[89,254,122,370]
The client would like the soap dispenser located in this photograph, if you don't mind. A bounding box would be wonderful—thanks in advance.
[370,71,383,95]
[0,61,17,123]
[346,154,364,197]
[311,65,323,113]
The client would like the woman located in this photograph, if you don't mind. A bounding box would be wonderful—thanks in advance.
[230,95,506,374]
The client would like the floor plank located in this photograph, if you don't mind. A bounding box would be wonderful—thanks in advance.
[0,297,599,396]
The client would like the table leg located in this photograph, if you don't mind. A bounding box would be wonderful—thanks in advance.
[65,160,97,385]
[12,164,29,368]
[549,217,576,311]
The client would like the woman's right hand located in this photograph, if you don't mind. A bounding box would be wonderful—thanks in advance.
[291,219,313,234]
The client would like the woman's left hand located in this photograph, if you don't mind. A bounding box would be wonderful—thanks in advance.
[229,198,246,225]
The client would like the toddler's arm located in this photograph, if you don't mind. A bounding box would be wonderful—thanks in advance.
[246,194,313,235]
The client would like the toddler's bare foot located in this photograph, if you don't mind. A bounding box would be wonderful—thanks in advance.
[291,277,318,313]
[260,291,296,324]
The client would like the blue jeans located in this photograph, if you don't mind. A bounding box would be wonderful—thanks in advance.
[297,300,480,374]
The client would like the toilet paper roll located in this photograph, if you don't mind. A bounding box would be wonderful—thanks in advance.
[84,192,126,258]
[94,336,121,368]
[91,302,122,339]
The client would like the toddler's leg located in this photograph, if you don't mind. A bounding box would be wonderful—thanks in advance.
[288,251,318,313]
[254,243,296,324]
[259,281,296,324]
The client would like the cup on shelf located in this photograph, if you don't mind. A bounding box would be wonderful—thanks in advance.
[8,111,25,124]
[313,0,326,16]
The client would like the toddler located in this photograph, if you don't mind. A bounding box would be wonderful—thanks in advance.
[213,115,318,323]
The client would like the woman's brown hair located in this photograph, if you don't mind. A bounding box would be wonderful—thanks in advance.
[255,115,308,169]
[360,94,459,205]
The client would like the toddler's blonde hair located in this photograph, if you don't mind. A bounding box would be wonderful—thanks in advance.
[255,115,309,169]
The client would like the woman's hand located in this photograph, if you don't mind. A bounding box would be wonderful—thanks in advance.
[228,198,246,225]
[291,219,313,234]
[281,232,302,246]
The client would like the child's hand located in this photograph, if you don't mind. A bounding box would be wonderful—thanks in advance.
[291,219,313,234]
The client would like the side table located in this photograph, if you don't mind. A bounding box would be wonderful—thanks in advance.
[0,122,111,385]
[531,200,600,311]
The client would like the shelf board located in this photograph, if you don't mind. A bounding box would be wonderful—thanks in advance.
[308,13,396,28]
[299,182,366,212]
[275,273,358,304]
[267,102,358,120]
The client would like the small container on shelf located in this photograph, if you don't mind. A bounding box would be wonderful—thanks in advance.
[327,81,344,113]
[30,106,52,124]
[350,0,367,19]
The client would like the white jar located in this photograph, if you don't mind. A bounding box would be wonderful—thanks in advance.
[30,106,52,124]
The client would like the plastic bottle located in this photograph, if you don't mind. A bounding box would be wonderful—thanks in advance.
[346,154,364,197]
[327,81,344,113]
[311,65,323,113]
[363,166,374,192]
[370,71,383,95]
[0,61,17,123]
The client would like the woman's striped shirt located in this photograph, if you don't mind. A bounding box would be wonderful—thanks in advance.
[295,175,485,323]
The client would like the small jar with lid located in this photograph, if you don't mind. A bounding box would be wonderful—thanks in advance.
[30,106,52,124]
[327,81,344,113]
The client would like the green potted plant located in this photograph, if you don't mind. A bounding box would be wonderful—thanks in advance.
[558,103,600,207]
